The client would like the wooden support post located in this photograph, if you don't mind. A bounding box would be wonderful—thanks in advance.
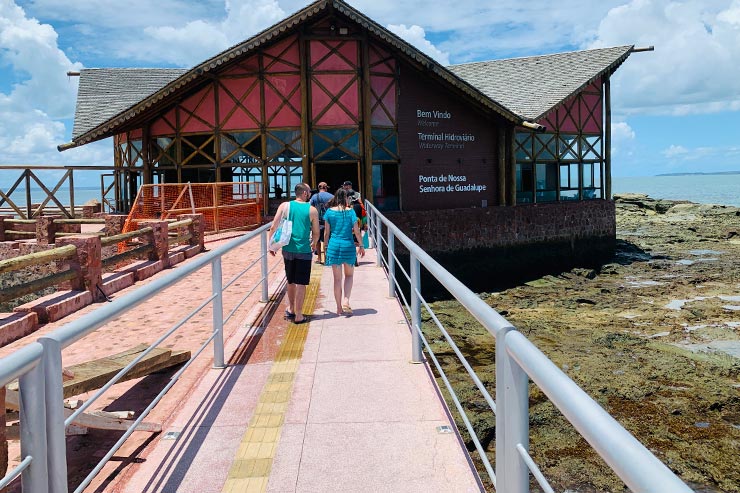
[25,170,32,219]
[299,34,311,188]
[68,169,75,218]
[508,127,517,206]
[361,34,373,201]
[605,76,612,200]
[498,127,507,206]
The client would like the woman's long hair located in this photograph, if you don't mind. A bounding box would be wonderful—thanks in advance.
[327,188,350,209]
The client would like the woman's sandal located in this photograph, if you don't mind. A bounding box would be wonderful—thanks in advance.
[342,305,353,316]
[293,316,310,325]
[285,310,296,319]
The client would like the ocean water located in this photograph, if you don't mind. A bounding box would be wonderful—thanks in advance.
[613,174,740,207]
[6,187,102,207]
[6,176,740,209]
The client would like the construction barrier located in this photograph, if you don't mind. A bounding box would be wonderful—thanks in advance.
[122,182,262,236]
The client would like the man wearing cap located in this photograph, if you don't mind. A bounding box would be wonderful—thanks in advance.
[342,180,361,203]
[309,182,333,263]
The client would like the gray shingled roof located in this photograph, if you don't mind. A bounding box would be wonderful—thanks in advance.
[66,0,527,149]
[73,68,187,138]
[67,1,633,147]
[447,45,633,121]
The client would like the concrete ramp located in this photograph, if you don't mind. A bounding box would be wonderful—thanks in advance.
[118,249,482,493]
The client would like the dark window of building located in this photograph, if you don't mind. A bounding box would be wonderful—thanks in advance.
[152,137,177,168]
[221,131,261,164]
[372,162,399,211]
[536,162,558,202]
[312,128,360,161]
[181,134,216,166]
[371,128,398,161]
[516,162,534,203]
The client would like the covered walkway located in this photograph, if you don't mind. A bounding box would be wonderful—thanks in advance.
[95,248,481,492]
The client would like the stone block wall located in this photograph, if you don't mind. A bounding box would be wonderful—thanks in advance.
[384,201,616,295]
[386,200,615,253]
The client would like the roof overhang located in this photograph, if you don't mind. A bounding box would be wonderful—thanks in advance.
[61,0,524,151]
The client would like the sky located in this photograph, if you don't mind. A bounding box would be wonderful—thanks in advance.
[1,0,739,186]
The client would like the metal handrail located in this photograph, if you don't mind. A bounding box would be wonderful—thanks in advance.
[364,201,692,493]
[0,224,274,492]
[0,342,46,491]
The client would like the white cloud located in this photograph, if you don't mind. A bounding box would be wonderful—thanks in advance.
[611,121,637,158]
[221,0,285,40]
[0,0,85,168]
[124,0,286,66]
[590,0,740,116]
[0,0,81,118]
[662,144,689,159]
[1,0,738,180]
[661,143,740,163]
[386,24,450,65]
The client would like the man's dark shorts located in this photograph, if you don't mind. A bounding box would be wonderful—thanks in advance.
[282,251,312,285]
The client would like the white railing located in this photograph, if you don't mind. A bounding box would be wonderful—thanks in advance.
[0,224,279,492]
[364,201,692,493]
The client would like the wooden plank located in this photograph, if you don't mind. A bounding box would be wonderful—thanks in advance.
[61,345,174,398]
[5,390,161,435]
[0,244,77,275]
[124,349,190,381]
[5,344,191,403]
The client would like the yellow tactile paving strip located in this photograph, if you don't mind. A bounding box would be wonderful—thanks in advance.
[222,267,322,493]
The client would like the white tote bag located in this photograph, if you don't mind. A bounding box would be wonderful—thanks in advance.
[269,202,292,252]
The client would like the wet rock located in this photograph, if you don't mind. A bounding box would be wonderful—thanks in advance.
[427,195,740,492]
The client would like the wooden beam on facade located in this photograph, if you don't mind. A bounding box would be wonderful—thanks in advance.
[507,127,516,206]
[300,33,311,189]
[497,128,506,206]
[605,76,612,200]
[361,34,373,201]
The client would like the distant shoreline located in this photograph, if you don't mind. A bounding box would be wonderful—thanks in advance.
[656,170,740,176]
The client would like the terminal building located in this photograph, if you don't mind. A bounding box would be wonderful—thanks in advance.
[63,0,640,284]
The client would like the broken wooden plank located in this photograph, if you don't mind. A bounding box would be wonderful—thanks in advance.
[61,344,174,398]
[6,344,191,399]
[4,389,161,435]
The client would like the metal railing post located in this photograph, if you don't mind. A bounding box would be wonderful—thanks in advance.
[260,230,268,303]
[371,208,378,249]
[496,327,529,493]
[19,355,49,492]
[39,337,69,493]
[388,230,396,298]
[375,212,382,267]
[211,258,225,369]
[410,254,423,363]
[366,205,374,248]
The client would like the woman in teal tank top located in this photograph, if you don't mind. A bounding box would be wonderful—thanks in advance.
[324,188,365,315]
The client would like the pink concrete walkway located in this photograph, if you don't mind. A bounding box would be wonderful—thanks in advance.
[1,231,284,491]
[115,249,483,493]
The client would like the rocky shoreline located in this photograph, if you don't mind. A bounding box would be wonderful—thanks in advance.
[427,194,740,492]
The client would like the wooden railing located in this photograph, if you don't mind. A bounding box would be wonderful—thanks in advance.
[100,227,155,269]
[0,245,78,303]
[0,216,203,308]
[0,165,118,219]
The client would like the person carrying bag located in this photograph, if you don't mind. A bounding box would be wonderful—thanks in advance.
[269,202,292,252]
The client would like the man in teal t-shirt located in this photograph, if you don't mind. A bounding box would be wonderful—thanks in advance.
[268,183,319,324]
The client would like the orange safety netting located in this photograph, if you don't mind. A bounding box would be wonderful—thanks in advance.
[122,182,263,237]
